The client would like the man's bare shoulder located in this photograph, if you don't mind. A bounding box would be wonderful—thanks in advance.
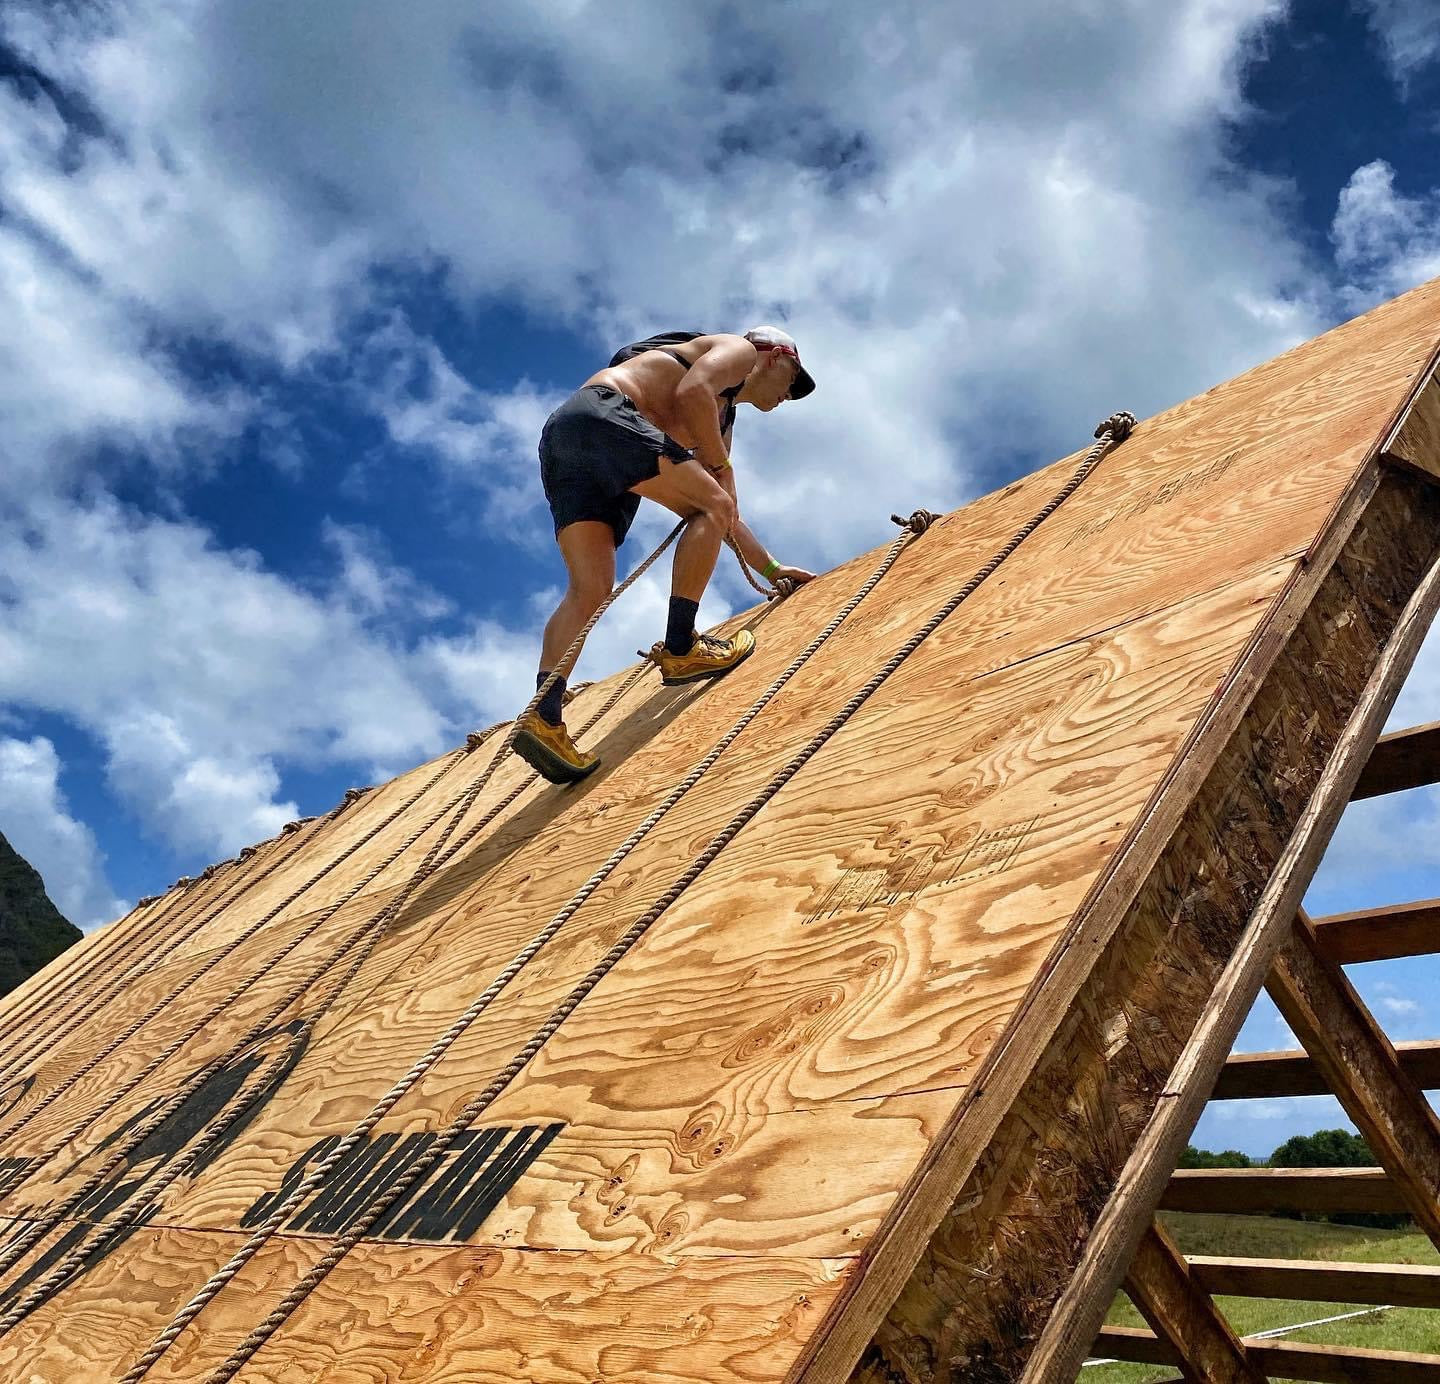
[687,334,757,377]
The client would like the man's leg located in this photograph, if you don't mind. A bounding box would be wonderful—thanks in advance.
[630,458,736,655]
[536,521,617,721]
[629,460,755,685]
[514,521,615,786]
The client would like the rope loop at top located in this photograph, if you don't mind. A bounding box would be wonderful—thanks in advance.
[891,508,940,535]
[280,817,314,836]
[335,787,373,814]
[1094,410,1137,442]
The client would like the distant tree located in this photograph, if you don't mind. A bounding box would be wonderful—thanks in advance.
[1178,1145,1252,1169]
[1269,1128,1409,1228]
[1270,1129,1373,1168]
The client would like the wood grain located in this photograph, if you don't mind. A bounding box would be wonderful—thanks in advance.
[1,278,1440,1382]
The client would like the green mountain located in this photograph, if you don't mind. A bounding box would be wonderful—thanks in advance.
[0,832,83,997]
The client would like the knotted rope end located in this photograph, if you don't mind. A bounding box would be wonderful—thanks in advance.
[1094,410,1138,443]
[891,509,940,535]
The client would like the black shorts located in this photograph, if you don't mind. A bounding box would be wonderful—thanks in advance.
[539,385,691,547]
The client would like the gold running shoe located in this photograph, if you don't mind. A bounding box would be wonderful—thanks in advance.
[648,629,756,686]
[513,712,600,785]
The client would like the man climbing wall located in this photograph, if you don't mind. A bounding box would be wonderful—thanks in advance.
[516,326,818,784]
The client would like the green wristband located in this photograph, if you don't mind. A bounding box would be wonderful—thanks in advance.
[762,558,781,579]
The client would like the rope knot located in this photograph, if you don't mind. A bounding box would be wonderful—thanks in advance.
[200,864,220,881]
[335,786,373,814]
[137,894,159,908]
[238,846,257,861]
[465,729,491,752]
[1094,411,1137,443]
[173,876,194,890]
[280,817,315,835]
[891,508,940,535]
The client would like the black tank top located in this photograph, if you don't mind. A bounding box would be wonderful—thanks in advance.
[608,331,742,435]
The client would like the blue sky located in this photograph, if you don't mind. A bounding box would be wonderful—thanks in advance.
[2,2,1439,1158]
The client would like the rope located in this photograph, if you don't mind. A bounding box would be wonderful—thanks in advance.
[0,532,680,1311]
[0,750,471,1146]
[0,667,654,1296]
[150,417,1132,1384]
[118,494,981,1380]
[0,816,328,1088]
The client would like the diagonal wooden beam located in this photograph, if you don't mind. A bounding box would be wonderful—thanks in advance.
[1265,908,1440,1245]
[1122,1220,1265,1383]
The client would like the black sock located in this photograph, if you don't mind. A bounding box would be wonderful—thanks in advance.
[665,596,699,655]
[535,671,566,726]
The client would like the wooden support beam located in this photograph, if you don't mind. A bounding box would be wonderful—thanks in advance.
[1214,1038,1440,1099]
[1160,1167,1406,1216]
[1312,897,1440,964]
[1266,910,1440,1244]
[1351,719,1440,799]
[1014,498,1440,1384]
[1188,1255,1440,1308]
[1121,1221,1265,1383]
[1095,1327,1440,1383]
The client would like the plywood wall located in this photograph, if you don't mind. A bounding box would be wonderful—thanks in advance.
[1,279,1439,1383]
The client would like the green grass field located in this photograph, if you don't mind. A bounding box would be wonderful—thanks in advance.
[1080,1212,1440,1383]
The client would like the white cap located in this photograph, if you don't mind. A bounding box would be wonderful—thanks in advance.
[744,325,815,398]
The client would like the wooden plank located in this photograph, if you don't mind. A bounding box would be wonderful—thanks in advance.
[1121,1221,1264,1383]
[1214,1037,1440,1099]
[1351,719,1440,799]
[148,571,1281,1246]
[1313,898,1440,964]
[1248,1340,1440,1384]
[1095,1328,1440,1383]
[1015,483,1440,1383]
[1189,1255,1440,1308]
[1266,910,1440,1243]
[1159,1167,1407,1216]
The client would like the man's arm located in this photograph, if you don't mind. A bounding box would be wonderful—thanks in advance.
[705,451,815,587]
[673,336,754,470]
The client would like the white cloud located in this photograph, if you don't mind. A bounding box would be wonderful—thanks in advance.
[354,315,563,537]
[2,0,1404,882]
[1332,160,1440,312]
[0,495,478,854]
[0,736,126,929]
[1358,0,1440,86]
[2,0,1317,560]
[1380,995,1422,1017]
